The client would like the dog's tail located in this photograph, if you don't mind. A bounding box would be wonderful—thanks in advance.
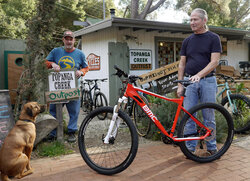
[1,173,10,181]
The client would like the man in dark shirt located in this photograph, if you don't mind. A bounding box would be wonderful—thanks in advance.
[177,8,222,155]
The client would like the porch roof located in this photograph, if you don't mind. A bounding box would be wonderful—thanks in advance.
[74,17,250,41]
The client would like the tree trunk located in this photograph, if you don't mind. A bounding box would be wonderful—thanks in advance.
[131,0,167,19]
[131,0,139,19]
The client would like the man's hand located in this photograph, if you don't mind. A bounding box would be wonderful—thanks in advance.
[190,74,201,82]
[177,84,184,97]
[52,63,60,72]
[76,70,82,78]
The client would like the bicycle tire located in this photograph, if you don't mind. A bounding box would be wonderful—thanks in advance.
[78,106,138,175]
[178,103,234,163]
[82,91,92,112]
[131,95,151,137]
[221,94,250,133]
[94,92,108,120]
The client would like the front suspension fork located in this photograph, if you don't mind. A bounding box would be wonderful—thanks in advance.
[103,96,128,144]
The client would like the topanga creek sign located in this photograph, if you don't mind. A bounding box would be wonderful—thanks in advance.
[45,70,80,102]
[130,49,152,70]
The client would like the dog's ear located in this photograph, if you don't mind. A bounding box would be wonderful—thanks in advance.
[26,107,33,117]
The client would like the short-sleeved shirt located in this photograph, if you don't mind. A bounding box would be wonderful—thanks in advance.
[180,31,222,75]
[46,47,88,70]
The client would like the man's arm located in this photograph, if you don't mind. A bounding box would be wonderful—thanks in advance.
[45,60,60,72]
[177,56,186,97]
[191,52,220,82]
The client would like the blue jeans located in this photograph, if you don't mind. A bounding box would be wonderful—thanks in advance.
[183,76,217,151]
[50,99,80,137]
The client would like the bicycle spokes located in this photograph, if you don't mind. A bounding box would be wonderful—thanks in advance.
[178,103,233,162]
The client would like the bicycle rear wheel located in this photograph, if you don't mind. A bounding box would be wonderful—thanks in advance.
[178,103,234,163]
[82,91,91,112]
[221,94,250,133]
[78,106,138,175]
[131,95,151,137]
[94,92,108,120]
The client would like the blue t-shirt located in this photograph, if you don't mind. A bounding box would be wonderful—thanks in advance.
[180,31,222,75]
[46,47,88,70]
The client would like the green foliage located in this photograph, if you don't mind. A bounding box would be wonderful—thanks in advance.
[146,92,178,140]
[36,141,74,157]
[0,0,115,40]
[0,0,36,39]
[175,0,250,29]
[231,83,248,94]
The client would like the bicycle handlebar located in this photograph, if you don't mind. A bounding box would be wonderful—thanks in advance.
[113,65,143,83]
[84,78,108,82]
[216,73,234,83]
[173,80,193,87]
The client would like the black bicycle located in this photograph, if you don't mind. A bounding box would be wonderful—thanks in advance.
[80,78,108,120]
[120,80,152,137]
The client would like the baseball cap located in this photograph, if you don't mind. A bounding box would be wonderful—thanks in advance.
[63,31,75,38]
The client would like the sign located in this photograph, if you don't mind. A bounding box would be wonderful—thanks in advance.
[45,70,80,103]
[130,49,152,70]
[45,88,81,102]
[0,90,15,148]
[156,72,178,94]
[48,70,76,91]
[137,61,179,85]
[87,53,100,70]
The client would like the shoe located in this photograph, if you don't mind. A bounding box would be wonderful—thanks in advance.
[67,133,76,143]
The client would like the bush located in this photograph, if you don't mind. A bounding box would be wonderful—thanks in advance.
[146,92,178,140]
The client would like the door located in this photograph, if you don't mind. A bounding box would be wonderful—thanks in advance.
[4,51,25,104]
[108,42,129,106]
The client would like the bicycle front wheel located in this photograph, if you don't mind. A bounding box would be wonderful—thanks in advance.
[131,95,151,137]
[78,106,138,175]
[221,94,250,133]
[178,103,234,163]
[94,92,108,120]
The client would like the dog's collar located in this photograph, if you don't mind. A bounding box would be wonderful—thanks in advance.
[20,119,35,124]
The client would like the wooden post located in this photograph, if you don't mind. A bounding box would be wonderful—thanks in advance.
[56,103,63,142]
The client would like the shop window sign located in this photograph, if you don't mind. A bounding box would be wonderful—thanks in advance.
[130,49,152,70]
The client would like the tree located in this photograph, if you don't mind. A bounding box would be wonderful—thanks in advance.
[0,0,115,40]
[175,0,250,29]
[0,0,36,39]
[118,0,170,19]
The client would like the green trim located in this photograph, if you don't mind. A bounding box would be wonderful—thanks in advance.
[4,51,25,89]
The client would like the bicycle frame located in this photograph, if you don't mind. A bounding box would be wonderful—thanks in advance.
[104,82,212,144]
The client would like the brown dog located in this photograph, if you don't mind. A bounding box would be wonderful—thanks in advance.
[0,102,45,181]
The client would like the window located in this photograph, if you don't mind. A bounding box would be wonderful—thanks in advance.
[156,38,183,68]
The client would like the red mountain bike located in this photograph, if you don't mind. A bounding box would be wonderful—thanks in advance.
[78,65,234,175]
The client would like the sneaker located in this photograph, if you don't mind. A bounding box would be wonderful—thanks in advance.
[67,133,76,143]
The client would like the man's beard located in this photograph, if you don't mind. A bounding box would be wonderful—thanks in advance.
[65,44,73,49]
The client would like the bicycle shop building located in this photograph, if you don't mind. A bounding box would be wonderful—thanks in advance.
[74,15,250,106]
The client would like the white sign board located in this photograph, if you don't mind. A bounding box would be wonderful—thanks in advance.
[48,71,76,91]
[129,49,152,70]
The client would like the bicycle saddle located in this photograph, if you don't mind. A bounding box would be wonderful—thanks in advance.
[239,61,250,69]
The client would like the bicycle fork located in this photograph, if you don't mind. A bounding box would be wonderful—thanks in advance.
[103,96,128,144]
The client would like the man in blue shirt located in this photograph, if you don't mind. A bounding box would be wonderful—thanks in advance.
[46,30,88,142]
[177,8,222,155]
